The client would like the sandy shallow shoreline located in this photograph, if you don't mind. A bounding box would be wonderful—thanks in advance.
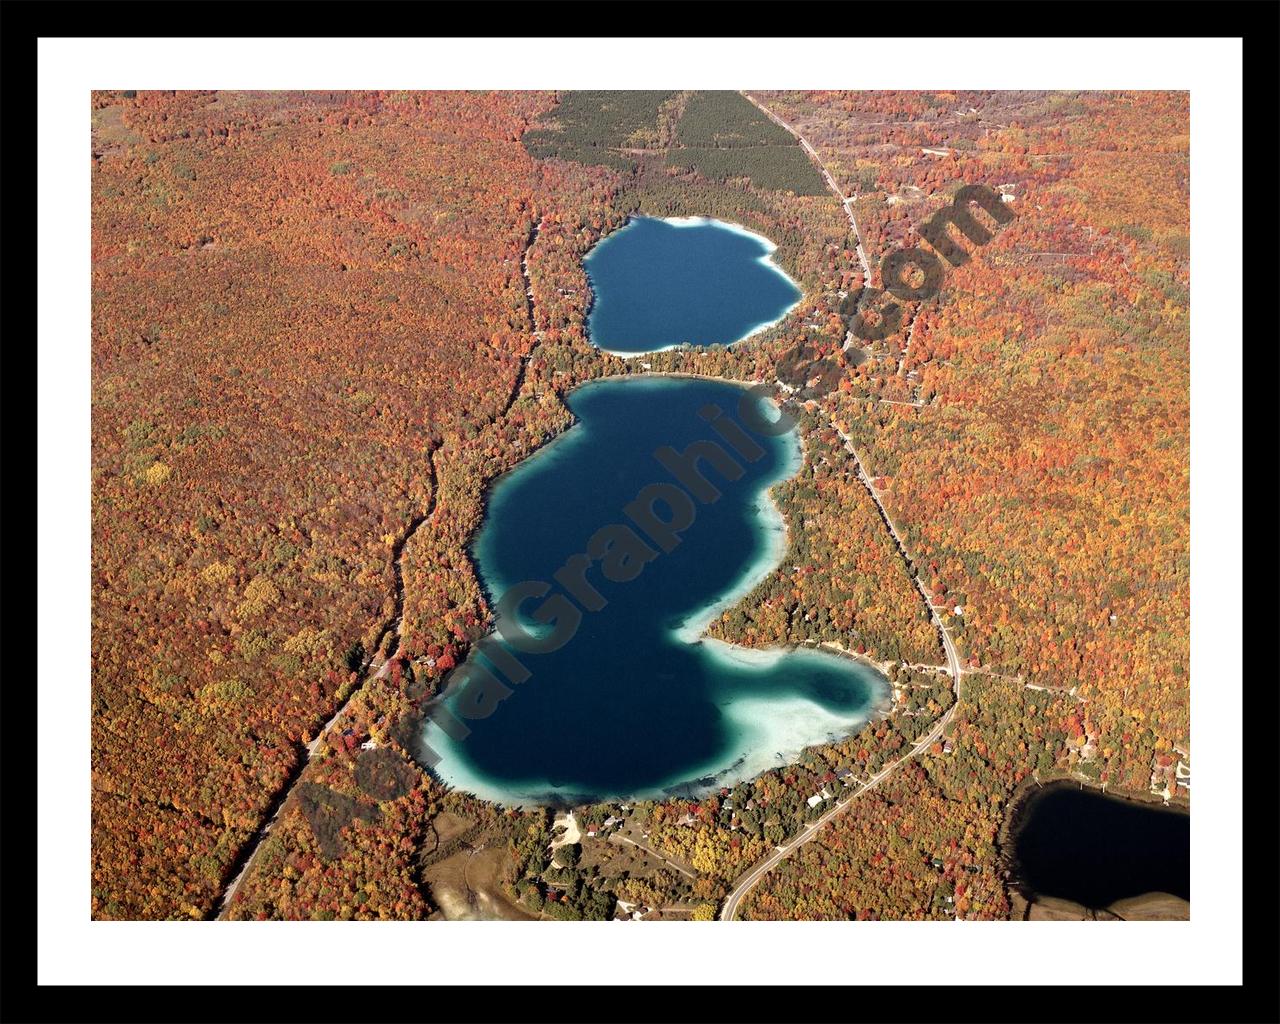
[1011,890,1190,921]
[671,430,800,644]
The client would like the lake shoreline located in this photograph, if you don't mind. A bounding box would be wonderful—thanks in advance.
[1001,773,1191,851]
[427,374,892,809]
[999,775,1190,917]
[582,215,803,358]
[466,370,787,610]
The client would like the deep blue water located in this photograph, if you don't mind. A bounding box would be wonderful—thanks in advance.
[584,217,802,355]
[1010,783,1190,907]
[423,377,887,805]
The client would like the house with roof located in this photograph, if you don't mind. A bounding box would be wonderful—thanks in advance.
[805,787,833,809]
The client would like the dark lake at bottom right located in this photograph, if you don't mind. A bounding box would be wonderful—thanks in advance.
[1008,782,1190,908]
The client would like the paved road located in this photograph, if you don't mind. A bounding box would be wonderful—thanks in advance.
[742,88,930,407]
[715,105,965,917]
[721,596,963,921]
[719,691,959,921]
[740,91,872,282]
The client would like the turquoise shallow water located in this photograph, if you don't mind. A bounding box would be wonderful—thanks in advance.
[584,216,801,355]
[423,376,888,805]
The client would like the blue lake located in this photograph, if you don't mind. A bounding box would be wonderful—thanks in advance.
[584,217,802,355]
[422,376,888,806]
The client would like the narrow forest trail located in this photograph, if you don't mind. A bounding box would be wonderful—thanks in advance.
[719,96,965,922]
[609,834,696,880]
[214,215,549,918]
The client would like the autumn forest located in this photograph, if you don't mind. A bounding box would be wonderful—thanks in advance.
[91,88,1189,922]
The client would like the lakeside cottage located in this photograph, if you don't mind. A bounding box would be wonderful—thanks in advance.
[805,788,832,809]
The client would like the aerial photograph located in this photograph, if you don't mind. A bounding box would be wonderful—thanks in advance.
[88,85,1192,927]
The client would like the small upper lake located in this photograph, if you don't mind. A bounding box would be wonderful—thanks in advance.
[1008,782,1190,909]
[422,376,887,805]
[584,217,802,355]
